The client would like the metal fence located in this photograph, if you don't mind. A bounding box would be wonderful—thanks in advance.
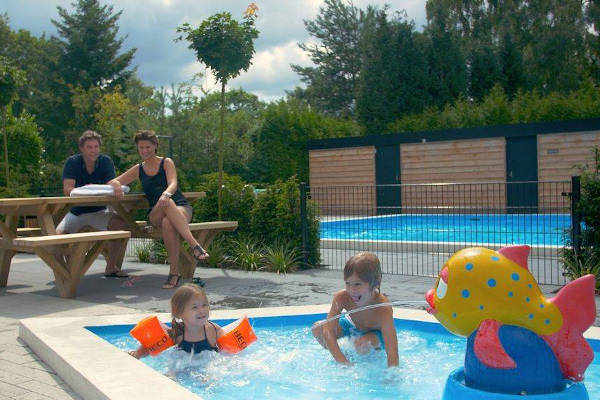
[304,179,578,285]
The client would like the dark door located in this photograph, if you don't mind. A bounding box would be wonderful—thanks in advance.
[376,145,401,215]
[506,136,538,213]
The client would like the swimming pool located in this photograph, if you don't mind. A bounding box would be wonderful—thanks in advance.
[88,313,600,399]
[320,214,570,246]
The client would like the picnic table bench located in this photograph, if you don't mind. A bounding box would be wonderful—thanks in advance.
[134,220,238,278]
[11,231,130,298]
[0,192,237,297]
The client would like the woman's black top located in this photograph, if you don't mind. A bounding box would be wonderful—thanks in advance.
[139,158,188,209]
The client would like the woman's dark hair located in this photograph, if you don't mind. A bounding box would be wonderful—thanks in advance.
[134,130,159,153]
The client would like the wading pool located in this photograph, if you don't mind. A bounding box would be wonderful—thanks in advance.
[19,307,600,400]
[90,313,600,400]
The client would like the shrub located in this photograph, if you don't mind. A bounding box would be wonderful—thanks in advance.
[250,176,320,267]
[135,240,152,263]
[230,236,264,271]
[149,239,168,264]
[560,246,600,290]
[560,147,600,289]
[263,241,302,274]
[204,237,231,268]
[192,172,255,235]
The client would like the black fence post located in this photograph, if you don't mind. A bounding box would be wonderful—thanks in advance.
[570,176,581,253]
[300,182,309,267]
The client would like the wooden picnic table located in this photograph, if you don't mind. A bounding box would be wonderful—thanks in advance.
[0,192,237,297]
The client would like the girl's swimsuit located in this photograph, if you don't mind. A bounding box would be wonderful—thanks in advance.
[177,322,219,354]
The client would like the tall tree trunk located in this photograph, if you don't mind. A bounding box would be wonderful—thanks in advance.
[218,80,226,219]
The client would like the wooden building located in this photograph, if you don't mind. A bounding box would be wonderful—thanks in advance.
[307,118,600,215]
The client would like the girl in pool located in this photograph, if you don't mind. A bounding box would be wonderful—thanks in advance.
[312,252,399,367]
[130,284,225,358]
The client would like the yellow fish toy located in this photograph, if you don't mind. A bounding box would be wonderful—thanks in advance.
[425,245,596,397]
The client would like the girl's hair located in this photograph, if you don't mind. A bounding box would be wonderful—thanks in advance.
[169,283,208,339]
[134,130,159,153]
[343,252,382,291]
[78,130,102,147]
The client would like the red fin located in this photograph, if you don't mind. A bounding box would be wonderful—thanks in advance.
[474,320,516,369]
[498,245,530,270]
[544,274,596,381]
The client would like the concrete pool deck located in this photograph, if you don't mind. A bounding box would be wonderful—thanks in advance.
[1,253,599,399]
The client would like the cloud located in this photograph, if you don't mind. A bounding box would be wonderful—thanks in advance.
[2,0,428,102]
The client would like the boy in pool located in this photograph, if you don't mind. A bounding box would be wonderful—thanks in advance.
[312,252,399,367]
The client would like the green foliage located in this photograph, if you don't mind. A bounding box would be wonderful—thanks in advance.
[578,147,600,247]
[389,82,600,133]
[263,241,302,274]
[560,247,600,290]
[52,0,136,90]
[230,236,264,271]
[176,6,259,218]
[0,56,25,107]
[135,241,152,263]
[250,100,361,183]
[192,172,255,234]
[0,112,43,179]
[291,0,362,117]
[204,237,231,268]
[423,1,467,109]
[560,147,600,287]
[357,9,429,135]
[250,176,320,266]
[148,239,168,264]
[94,88,137,171]
[176,9,259,84]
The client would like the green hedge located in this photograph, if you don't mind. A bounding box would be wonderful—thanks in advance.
[388,81,600,133]
[192,173,320,267]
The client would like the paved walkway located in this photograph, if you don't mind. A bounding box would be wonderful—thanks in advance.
[0,253,596,399]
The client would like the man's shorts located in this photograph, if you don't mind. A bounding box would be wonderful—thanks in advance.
[56,208,116,233]
[338,314,384,348]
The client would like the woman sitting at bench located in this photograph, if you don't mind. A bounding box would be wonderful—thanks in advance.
[108,130,209,289]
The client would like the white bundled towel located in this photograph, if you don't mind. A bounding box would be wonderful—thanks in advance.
[70,184,131,197]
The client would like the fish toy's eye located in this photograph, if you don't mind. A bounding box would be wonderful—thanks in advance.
[437,266,448,299]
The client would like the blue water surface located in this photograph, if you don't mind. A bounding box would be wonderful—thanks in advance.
[88,314,600,400]
[320,214,571,246]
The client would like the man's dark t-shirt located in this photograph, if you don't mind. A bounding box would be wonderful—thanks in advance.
[62,154,116,216]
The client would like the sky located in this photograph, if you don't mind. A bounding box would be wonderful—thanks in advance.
[1,0,427,102]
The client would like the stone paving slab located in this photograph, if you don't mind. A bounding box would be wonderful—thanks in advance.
[1,252,598,399]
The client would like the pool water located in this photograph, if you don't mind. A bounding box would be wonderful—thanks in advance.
[89,314,600,399]
[320,214,570,246]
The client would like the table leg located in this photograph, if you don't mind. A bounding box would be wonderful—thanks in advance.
[38,213,56,235]
[0,216,18,287]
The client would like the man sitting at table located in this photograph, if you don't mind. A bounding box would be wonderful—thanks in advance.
[56,130,130,277]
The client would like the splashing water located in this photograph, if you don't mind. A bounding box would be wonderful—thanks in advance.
[314,300,428,327]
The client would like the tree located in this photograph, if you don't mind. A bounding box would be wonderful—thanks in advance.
[52,0,136,90]
[249,99,361,183]
[0,112,43,195]
[291,0,363,117]
[586,0,600,82]
[469,44,501,102]
[499,32,526,99]
[424,1,467,108]
[176,4,259,218]
[357,9,429,134]
[0,57,25,186]
[0,14,66,164]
